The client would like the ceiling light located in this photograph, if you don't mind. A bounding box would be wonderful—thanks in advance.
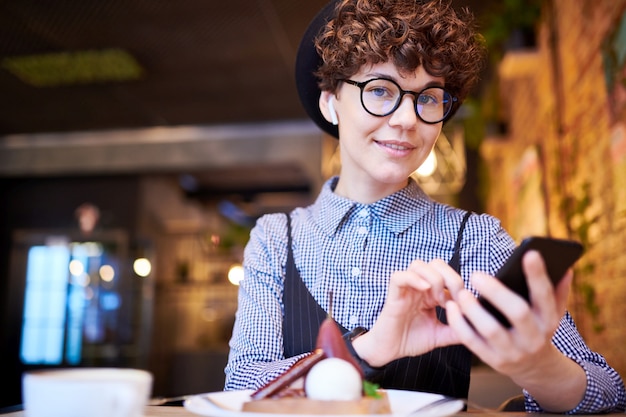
[1,48,143,87]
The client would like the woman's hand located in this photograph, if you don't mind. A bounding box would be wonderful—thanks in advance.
[351,258,464,367]
[444,250,587,412]
[446,251,565,374]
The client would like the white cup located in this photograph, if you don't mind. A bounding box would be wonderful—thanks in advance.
[22,368,153,417]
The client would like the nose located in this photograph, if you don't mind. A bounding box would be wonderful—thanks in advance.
[388,94,419,129]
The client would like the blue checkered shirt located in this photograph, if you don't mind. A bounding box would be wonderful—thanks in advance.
[225,177,625,414]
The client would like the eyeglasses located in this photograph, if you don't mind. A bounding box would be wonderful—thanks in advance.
[342,78,457,124]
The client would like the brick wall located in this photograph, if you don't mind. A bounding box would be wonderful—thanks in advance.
[480,0,626,377]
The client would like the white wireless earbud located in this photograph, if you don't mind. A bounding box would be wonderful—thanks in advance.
[328,97,339,125]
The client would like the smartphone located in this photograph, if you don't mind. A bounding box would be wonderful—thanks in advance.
[478,236,584,328]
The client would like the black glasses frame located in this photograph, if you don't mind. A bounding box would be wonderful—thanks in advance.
[342,78,457,124]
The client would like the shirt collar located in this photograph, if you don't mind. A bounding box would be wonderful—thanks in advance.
[313,176,433,236]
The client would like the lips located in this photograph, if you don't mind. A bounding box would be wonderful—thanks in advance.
[375,140,415,151]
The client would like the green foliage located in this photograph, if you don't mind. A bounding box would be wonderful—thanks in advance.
[218,221,251,251]
[560,181,604,333]
[579,282,605,333]
[480,0,542,61]
[460,0,543,210]
[462,98,486,151]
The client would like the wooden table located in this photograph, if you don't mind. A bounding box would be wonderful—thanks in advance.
[1,407,532,417]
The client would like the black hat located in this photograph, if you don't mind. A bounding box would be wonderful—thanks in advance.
[295,0,340,139]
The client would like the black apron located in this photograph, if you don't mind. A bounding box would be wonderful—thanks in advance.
[282,212,473,399]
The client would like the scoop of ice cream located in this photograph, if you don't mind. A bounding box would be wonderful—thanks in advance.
[304,357,362,401]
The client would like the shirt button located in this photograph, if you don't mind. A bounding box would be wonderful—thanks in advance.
[357,226,368,235]
[351,267,361,277]
[358,208,369,217]
[349,315,359,325]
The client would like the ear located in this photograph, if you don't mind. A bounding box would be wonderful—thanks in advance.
[319,91,338,126]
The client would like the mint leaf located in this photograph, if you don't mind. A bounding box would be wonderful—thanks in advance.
[363,381,381,398]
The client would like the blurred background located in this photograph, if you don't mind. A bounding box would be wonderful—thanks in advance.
[1,0,626,409]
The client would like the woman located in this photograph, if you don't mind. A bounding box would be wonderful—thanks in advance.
[225,0,626,413]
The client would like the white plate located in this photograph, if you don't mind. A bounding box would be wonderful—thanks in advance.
[183,389,464,417]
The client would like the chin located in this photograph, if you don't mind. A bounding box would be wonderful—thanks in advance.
[372,170,412,185]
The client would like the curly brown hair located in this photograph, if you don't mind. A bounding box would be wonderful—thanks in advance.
[314,0,486,108]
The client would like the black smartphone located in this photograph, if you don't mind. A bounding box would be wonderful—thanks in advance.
[478,236,584,328]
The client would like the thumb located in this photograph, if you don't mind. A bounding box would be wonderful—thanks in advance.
[433,320,461,348]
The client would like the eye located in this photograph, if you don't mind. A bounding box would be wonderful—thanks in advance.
[362,79,399,100]
[364,85,394,100]
[417,93,438,106]
[370,87,389,97]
